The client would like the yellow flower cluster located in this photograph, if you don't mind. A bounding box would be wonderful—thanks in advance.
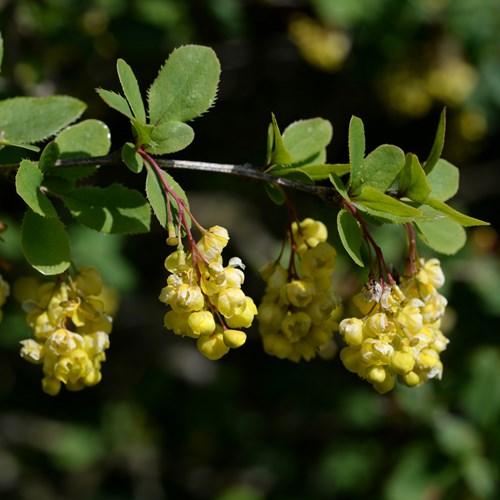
[159,226,257,360]
[258,218,342,362]
[19,267,112,396]
[339,258,449,393]
[0,274,9,322]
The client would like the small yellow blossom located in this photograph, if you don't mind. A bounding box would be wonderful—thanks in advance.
[339,259,449,393]
[258,218,340,362]
[160,226,256,360]
[19,267,112,396]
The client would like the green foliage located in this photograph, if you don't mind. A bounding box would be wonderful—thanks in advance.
[426,159,459,202]
[54,119,111,158]
[61,184,151,234]
[0,96,86,149]
[348,115,366,194]
[148,45,221,123]
[21,210,71,275]
[146,167,190,230]
[122,142,144,173]
[337,208,364,266]
[398,153,431,203]
[16,160,57,218]
[424,108,446,174]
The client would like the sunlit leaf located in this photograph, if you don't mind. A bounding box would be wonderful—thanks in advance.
[146,120,194,154]
[424,108,446,174]
[359,144,405,193]
[415,216,466,254]
[55,119,111,158]
[426,159,459,201]
[96,88,133,119]
[337,208,364,266]
[122,143,144,173]
[0,96,86,144]
[21,210,71,275]
[398,153,430,203]
[348,115,365,194]
[117,58,146,122]
[148,45,220,123]
[425,197,488,226]
[282,118,333,163]
[16,160,57,217]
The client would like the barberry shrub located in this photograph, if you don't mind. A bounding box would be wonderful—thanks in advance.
[0,37,487,395]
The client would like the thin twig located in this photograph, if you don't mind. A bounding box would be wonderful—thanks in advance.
[1,152,342,204]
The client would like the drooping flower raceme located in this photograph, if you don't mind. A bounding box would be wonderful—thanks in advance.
[19,267,112,396]
[339,258,449,393]
[0,274,10,323]
[258,218,342,362]
[159,226,257,360]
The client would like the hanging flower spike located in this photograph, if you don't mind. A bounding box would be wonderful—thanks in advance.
[19,267,112,396]
[258,218,342,362]
[159,226,257,360]
[0,274,10,323]
[339,258,449,394]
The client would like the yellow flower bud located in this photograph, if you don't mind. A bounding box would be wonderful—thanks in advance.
[42,376,62,396]
[216,287,247,317]
[225,297,257,328]
[20,339,45,364]
[366,365,387,384]
[402,371,421,387]
[373,373,395,394]
[339,317,364,346]
[299,242,337,276]
[391,351,415,375]
[257,302,285,334]
[223,329,247,349]
[197,226,229,261]
[292,218,328,255]
[188,311,216,337]
[197,332,230,360]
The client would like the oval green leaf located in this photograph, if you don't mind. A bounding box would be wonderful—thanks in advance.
[148,45,221,123]
[415,217,466,255]
[426,159,459,202]
[146,120,194,155]
[62,184,151,234]
[21,210,71,275]
[55,119,111,158]
[0,96,86,144]
[117,58,146,122]
[16,160,57,217]
[337,208,364,266]
[122,143,144,173]
[282,118,333,164]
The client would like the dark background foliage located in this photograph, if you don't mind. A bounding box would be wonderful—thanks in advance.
[1,1,500,499]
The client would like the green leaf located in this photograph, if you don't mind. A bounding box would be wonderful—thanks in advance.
[274,169,314,185]
[145,167,190,229]
[424,108,446,174]
[96,88,133,119]
[0,140,39,152]
[117,58,146,122]
[264,181,285,206]
[415,217,466,254]
[146,120,194,155]
[62,184,151,234]
[359,144,405,193]
[354,186,424,223]
[55,119,111,158]
[282,118,333,164]
[39,141,61,173]
[267,114,293,166]
[329,173,350,201]
[348,115,365,194]
[337,208,364,266]
[21,210,71,275]
[16,160,57,217]
[398,153,431,203]
[0,96,86,144]
[122,143,144,173]
[426,159,459,201]
[424,197,488,227]
[148,45,221,124]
